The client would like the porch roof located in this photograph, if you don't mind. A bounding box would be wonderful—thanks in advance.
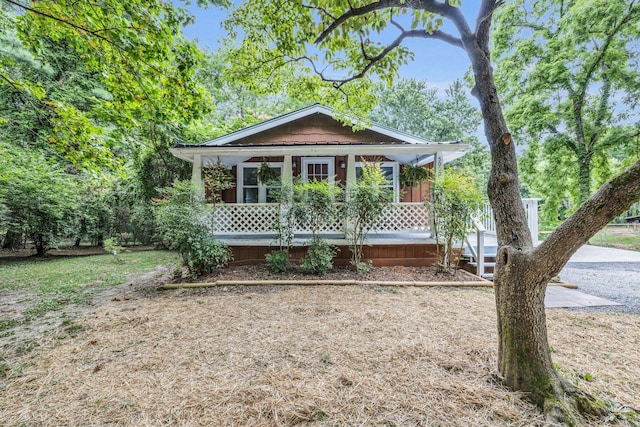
[170,142,467,167]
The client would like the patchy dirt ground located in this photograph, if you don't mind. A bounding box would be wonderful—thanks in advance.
[0,260,478,361]
[1,277,639,426]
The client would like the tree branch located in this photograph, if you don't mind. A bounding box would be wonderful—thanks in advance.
[314,0,403,44]
[405,29,463,49]
[2,0,116,45]
[533,159,640,275]
[576,4,639,109]
[475,0,503,53]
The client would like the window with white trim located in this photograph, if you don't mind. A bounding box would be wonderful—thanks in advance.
[237,162,282,203]
[355,162,399,203]
[302,157,335,183]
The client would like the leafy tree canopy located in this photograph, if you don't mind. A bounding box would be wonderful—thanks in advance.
[0,0,226,171]
[493,0,640,223]
[371,78,490,190]
[222,0,453,118]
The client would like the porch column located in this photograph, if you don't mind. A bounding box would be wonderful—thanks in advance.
[344,154,356,237]
[282,155,293,182]
[433,151,444,178]
[523,198,540,244]
[346,154,356,199]
[191,154,204,198]
[281,154,294,202]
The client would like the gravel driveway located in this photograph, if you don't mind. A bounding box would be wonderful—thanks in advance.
[560,261,640,314]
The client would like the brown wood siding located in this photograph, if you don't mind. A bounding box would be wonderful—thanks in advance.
[400,163,433,203]
[228,114,398,146]
[229,243,441,267]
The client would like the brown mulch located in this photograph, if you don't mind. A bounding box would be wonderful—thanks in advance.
[200,264,484,284]
[1,282,639,426]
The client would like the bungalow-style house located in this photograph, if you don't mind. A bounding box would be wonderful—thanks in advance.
[170,104,536,269]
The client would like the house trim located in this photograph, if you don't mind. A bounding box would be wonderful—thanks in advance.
[192,104,450,148]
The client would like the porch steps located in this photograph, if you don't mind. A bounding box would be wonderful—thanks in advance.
[463,245,497,280]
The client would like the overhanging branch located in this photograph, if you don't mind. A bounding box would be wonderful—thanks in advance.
[533,159,640,275]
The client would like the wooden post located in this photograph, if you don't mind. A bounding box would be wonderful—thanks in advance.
[345,154,356,236]
[192,153,204,198]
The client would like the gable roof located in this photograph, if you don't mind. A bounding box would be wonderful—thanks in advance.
[181,104,459,148]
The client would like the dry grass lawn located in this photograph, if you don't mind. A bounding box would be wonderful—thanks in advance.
[1,285,638,426]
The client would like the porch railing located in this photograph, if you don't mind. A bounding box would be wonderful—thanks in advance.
[479,198,540,241]
[210,202,430,236]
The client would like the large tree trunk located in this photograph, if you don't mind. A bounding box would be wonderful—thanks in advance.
[460,8,640,422]
[577,153,592,205]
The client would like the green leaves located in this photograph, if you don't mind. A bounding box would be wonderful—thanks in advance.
[493,0,640,215]
[223,1,446,119]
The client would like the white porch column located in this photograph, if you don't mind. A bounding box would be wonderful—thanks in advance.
[191,154,204,198]
[433,151,444,178]
[282,155,293,182]
[344,154,356,236]
[523,198,540,244]
[346,154,356,199]
[281,154,294,202]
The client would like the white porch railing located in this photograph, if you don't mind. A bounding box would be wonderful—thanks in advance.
[212,203,280,235]
[470,198,540,278]
[479,198,540,241]
[210,202,430,236]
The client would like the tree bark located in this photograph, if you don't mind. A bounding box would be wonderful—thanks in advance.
[456,3,640,422]
[577,154,592,205]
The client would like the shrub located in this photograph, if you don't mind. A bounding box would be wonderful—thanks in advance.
[292,179,342,238]
[343,162,394,272]
[1,157,78,255]
[103,237,125,263]
[154,180,232,277]
[184,234,232,277]
[266,248,290,273]
[301,237,336,275]
[428,170,482,271]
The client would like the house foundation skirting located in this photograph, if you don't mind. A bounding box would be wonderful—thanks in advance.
[228,243,442,267]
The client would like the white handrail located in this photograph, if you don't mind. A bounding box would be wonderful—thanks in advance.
[481,198,540,242]
[466,216,486,277]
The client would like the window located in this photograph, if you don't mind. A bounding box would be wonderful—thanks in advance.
[302,157,334,183]
[355,162,399,202]
[237,163,282,203]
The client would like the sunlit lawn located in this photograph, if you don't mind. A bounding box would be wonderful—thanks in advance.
[0,250,180,322]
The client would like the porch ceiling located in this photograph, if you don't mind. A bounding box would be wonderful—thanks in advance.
[170,142,468,167]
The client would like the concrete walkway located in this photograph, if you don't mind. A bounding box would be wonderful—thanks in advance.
[546,244,640,310]
[545,286,622,309]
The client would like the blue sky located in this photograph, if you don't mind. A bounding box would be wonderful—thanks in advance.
[179,2,479,91]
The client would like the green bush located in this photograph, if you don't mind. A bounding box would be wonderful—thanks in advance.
[428,170,482,271]
[301,237,336,275]
[292,179,342,237]
[266,249,290,273]
[1,155,78,255]
[154,180,232,277]
[184,234,233,277]
[344,162,394,271]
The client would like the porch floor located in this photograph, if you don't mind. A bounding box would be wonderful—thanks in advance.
[217,232,435,246]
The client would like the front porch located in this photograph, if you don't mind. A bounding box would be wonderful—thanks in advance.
[208,199,540,268]
[211,201,436,266]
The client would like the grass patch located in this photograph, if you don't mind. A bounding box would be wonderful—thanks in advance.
[0,250,180,325]
[0,250,180,294]
[588,228,640,251]
[0,319,19,331]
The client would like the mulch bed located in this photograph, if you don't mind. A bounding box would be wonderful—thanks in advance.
[198,264,484,284]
